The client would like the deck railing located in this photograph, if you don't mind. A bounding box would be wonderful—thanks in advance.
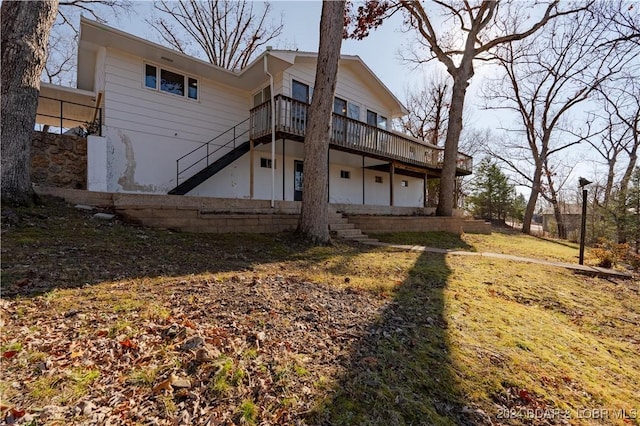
[36,96,102,136]
[250,95,472,173]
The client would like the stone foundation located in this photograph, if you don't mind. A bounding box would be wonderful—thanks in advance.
[346,215,491,235]
[34,187,490,235]
[31,131,87,189]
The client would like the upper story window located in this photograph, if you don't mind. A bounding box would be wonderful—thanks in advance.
[334,97,347,116]
[367,109,388,130]
[145,63,198,100]
[292,80,310,103]
[347,103,360,120]
[253,85,271,107]
[334,97,361,121]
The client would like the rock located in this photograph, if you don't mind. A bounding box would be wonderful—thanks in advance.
[162,323,186,340]
[77,400,96,416]
[181,335,206,351]
[170,375,191,389]
[92,212,115,220]
[195,345,221,363]
[74,204,95,211]
[64,308,81,318]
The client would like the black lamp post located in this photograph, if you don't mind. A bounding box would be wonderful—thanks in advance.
[578,177,592,265]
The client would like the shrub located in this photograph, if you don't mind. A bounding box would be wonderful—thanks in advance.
[590,239,630,268]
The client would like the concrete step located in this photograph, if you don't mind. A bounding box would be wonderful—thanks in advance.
[336,228,363,237]
[329,222,355,231]
[342,234,371,241]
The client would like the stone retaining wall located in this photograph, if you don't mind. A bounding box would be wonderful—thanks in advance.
[347,215,491,235]
[31,132,87,189]
[34,187,490,235]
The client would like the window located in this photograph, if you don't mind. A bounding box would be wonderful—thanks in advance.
[375,176,383,183]
[253,85,271,107]
[292,80,310,103]
[145,64,157,89]
[401,180,408,187]
[144,63,198,100]
[367,110,377,126]
[366,109,388,129]
[347,103,360,120]
[340,170,351,179]
[160,69,184,96]
[188,78,198,100]
[334,97,347,116]
[260,158,275,169]
[377,115,388,130]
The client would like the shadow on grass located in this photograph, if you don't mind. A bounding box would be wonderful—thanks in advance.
[369,231,476,252]
[308,250,487,426]
[0,196,315,299]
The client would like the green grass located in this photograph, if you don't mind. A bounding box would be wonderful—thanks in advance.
[371,230,583,263]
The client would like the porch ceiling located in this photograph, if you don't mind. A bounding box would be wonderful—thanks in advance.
[37,83,97,128]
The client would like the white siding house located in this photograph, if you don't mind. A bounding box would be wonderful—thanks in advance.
[38,17,472,208]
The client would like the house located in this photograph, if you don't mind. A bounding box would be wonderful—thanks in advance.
[35,17,472,209]
[541,203,597,239]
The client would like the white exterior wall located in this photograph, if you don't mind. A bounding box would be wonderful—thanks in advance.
[188,141,425,207]
[101,49,250,193]
[364,169,390,206]
[281,61,393,121]
[87,135,108,192]
[393,176,424,207]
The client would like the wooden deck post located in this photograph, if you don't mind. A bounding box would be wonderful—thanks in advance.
[390,162,395,207]
[249,139,254,199]
[424,173,428,208]
[362,156,365,205]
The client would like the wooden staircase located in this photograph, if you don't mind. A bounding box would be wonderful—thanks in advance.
[328,210,378,244]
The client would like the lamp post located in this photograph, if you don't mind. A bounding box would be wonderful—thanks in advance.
[578,177,592,265]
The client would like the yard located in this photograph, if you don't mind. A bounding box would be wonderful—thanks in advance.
[1,197,638,425]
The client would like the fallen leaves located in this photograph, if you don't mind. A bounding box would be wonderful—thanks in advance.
[2,350,18,359]
[1,274,385,425]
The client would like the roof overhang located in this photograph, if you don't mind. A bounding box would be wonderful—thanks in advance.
[77,18,407,118]
[37,82,97,128]
[78,17,294,92]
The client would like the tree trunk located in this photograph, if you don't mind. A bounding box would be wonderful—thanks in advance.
[1,0,58,206]
[436,70,470,216]
[522,163,543,234]
[297,0,345,243]
[616,141,638,243]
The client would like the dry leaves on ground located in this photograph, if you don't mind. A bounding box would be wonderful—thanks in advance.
[1,274,387,425]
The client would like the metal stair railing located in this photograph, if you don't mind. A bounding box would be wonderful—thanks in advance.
[175,118,250,186]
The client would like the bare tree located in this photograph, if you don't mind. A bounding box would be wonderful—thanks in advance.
[399,75,450,145]
[148,0,283,71]
[1,0,59,205]
[347,1,587,216]
[297,0,346,244]
[586,75,640,242]
[44,0,132,85]
[43,29,76,84]
[483,7,637,236]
